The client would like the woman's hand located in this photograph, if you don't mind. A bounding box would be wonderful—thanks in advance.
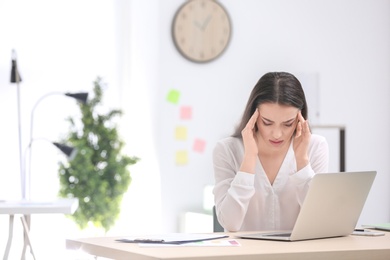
[293,111,310,171]
[240,109,259,173]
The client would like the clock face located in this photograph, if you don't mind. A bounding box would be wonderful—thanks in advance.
[172,0,231,63]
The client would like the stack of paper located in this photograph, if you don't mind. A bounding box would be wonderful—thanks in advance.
[116,233,229,245]
[138,239,241,247]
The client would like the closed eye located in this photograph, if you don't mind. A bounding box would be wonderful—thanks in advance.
[262,120,272,126]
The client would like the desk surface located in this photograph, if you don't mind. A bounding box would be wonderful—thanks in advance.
[0,198,78,214]
[66,231,390,260]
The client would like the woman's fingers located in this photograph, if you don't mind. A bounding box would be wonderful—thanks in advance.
[241,109,260,157]
[299,111,310,134]
[296,111,310,136]
[295,121,302,137]
[242,109,258,133]
[249,108,259,129]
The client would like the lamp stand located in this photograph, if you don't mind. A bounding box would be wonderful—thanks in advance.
[16,80,25,200]
[11,50,25,200]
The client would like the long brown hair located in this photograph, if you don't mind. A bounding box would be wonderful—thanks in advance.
[232,72,308,137]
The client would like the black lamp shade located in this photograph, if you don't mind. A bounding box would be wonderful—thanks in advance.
[10,59,22,83]
[65,92,88,104]
[53,142,77,160]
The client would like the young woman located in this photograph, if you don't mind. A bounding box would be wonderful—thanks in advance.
[213,72,329,232]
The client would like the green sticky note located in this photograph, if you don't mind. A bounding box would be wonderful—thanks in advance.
[167,89,180,104]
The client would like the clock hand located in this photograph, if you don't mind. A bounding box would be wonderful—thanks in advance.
[201,15,212,30]
[193,20,203,30]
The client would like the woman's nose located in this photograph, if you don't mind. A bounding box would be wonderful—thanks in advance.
[272,128,282,139]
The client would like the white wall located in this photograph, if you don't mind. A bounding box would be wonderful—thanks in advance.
[0,1,389,257]
[155,0,390,232]
[0,0,121,201]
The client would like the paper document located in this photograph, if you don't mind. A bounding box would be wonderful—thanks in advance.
[362,223,390,231]
[116,233,228,244]
[139,239,241,247]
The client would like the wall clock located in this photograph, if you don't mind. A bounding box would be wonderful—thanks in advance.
[172,0,232,63]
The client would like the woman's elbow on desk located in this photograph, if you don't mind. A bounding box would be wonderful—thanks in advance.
[219,217,242,232]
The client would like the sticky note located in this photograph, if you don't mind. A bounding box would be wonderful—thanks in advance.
[166,89,180,104]
[175,126,187,140]
[176,150,188,165]
[193,138,206,153]
[180,106,192,120]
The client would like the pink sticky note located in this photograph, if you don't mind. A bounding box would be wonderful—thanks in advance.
[193,138,206,153]
[180,106,192,120]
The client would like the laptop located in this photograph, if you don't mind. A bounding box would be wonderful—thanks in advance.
[238,171,376,241]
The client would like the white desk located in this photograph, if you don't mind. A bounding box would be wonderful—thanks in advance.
[66,231,390,260]
[1,198,78,260]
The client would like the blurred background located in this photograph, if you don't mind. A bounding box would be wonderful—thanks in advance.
[0,0,389,259]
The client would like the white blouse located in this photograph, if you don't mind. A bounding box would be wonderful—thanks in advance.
[213,134,329,232]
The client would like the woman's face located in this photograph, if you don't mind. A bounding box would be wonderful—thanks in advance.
[256,103,299,151]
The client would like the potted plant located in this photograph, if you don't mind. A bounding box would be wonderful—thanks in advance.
[58,77,139,232]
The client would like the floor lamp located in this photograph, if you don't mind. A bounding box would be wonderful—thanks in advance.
[23,94,86,260]
[21,93,86,259]
[10,49,24,200]
[27,91,88,200]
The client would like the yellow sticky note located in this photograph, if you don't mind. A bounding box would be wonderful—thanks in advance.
[176,150,188,165]
[175,126,187,140]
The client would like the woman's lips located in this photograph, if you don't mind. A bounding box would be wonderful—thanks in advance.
[270,140,283,146]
